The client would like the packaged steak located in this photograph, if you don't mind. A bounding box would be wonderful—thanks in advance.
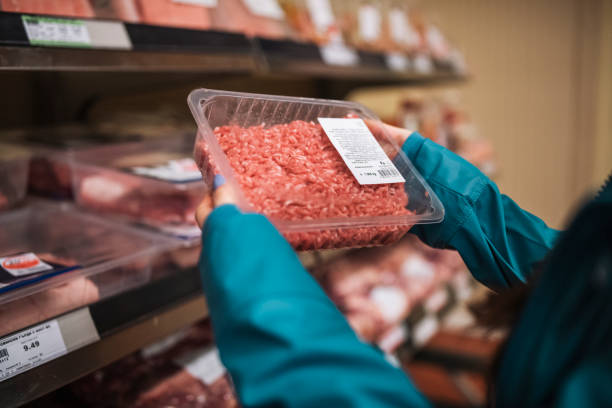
[0,144,29,212]
[0,0,95,17]
[134,0,213,30]
[69,319,239,408]
[188,89,444,250]
[71,135,206,241]
[279,0,340,44]
[316,235,465,343]
[0,201,175,336]
[213,0,290,39]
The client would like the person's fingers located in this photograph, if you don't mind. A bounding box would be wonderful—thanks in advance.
[213,182,237,208]
[195,175,238,229]
[381,123,413,147]
[195,194,213,229]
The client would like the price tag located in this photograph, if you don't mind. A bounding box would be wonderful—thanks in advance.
[358,5,381,41]
[242,0,285,20]
[306,0,335,32]
[319,41,359,66]
[172,0,218,6]
[175,346,227,386]
[413,54,434,74]
[0,320,67,382]
[0,253,52,277]
[130,158,202,183]
[385,52,410,72]
[318,118,405,185]
[22,15,91,48]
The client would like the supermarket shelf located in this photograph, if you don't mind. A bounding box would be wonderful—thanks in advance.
[0,12,465,83]
[0,268,208,408]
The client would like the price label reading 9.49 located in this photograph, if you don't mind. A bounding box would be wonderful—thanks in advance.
[0,320,67,382]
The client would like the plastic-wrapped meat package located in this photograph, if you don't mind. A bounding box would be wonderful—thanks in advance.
[69,320,239,408]
[317,236,465,343]
[0,276,99,337]
[0,0,95,17]
[134,0,212,30]
[72,138,206,239]
[279,0,342,44]
[196,120,413,250]
[28,151,73,199]
[331,0,390,52]
[90,0,140,22]
[213,0,288,39]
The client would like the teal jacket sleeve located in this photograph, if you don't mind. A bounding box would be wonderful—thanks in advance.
[402,133,559,290]
[200,204,430,408]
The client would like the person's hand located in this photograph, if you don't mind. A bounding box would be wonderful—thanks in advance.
[195,175,237,229]
[361,118,414,148]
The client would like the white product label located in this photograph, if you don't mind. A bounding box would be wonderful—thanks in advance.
[242,0,284,19]
[0,320,67,382]
[130,158,201,183]
[320,41,359,66]
[172,0,218,6]
[389,9,420,48]
[358,5,381,41]
[0,253,53,277]
[426,25,448,56]
[385,52,410,72]
[175,346,226,386]
[22,16,91,48]
[318,118,405,185]
[412,315,439,347]
[141,328,190,359]
[413,54,433,74]
[306,0,335,32]
[424,287,449,313]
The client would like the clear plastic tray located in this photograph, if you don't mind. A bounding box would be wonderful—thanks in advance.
[188,88,444,250]
[71,136,206,240]
[0,144,30,211]
[0,201,178,336]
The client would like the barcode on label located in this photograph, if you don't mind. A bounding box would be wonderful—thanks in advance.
[0,348,8,358]
[378,168,400,178]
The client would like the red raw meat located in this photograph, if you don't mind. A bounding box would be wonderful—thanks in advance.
[77,174,201,227]
[135,0,212,29]
[91,0,140,22]
[195,120,413,250]
[1,0,95,17]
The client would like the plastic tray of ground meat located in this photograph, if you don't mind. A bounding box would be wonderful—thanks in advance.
[0,201,177,337]
[71,135,207,241]
[188,89,444,250]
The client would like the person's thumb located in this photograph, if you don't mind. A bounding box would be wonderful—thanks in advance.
[212,175,237,208]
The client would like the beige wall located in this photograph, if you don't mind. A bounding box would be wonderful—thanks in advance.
[414,0,609,228]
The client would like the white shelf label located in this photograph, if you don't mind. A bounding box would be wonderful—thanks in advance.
[413,54,434,74]
[242,0,285,20]
[385,52,410,72]
[175,346,227,386]
[318,118,405,185]
[0,320,67,382]
[172,0,218,6]
[22,16,91,48]
[319,41,359,66]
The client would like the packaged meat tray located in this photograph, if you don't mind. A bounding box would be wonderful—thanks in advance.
[90,0,140,22]
[68,319,239,408]
[213,0,290,39]
[188,89,444,250]
[0,201,176,336]
[134,0,212,30]
[279,0,340,44]
[0,144,29,211]
[0,0,95,17]
[71,136,206,240]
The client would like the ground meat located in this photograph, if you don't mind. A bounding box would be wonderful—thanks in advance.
[195,120,413,250]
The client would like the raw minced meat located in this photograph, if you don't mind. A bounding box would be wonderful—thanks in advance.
[195,120,414,250]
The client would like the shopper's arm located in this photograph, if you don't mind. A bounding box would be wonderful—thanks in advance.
[401,132,559,290]
[200,204,430,408]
